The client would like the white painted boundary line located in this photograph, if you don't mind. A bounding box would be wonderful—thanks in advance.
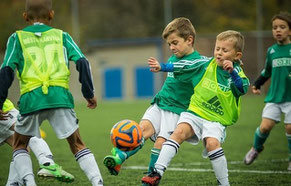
[124,166,291,174]
[170,158,289,166]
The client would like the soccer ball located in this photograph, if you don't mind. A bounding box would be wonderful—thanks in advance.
[110,119,143,151]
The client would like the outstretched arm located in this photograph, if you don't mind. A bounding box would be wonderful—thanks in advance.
[148,57,174,72]
[148,57,161,72]
[76,58,97,109]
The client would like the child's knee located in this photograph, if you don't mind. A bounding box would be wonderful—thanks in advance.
[140,120,155,139]
[67,132,86,154]
[285,124,291,134]
[172,127,188,142]
[154,137,166,149]
[205,138,220,151]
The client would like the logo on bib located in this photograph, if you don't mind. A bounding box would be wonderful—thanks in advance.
[202,96,224,115]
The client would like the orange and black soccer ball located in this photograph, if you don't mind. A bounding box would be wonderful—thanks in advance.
[110,119,143,151]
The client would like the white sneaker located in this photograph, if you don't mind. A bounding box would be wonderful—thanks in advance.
[288,161,291,171]
[244,147,259,165]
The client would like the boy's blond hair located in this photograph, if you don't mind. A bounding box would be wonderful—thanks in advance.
[162,17,196,46]
[25,0,52,21]
[216,30,244,52]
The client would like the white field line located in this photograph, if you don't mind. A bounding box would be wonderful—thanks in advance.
[123,159,291,174]
[170,158,289,166]
[124,166,291,174]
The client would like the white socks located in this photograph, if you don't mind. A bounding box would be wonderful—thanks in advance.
[13,149,36,186]
[208,148,229,186]
[75,148,103,186]
[6,161,23,186]
[28,136,54,165]
[155,139,180,176]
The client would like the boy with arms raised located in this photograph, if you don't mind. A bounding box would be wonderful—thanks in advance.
[244,11,291,170]
[142,30,249,186]
[103,17,208,179]
[0,0,103,185]
[1,99,74,185]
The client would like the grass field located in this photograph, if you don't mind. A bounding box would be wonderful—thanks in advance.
[0,95,290,185]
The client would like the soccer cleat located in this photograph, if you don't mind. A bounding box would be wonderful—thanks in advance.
[141,169,161,186]
[103,155,122,176]
[244,147,261,165]
[37,163,74,182]
[103,148,124,176]
[104,141,145,176]
[288,161,291,171]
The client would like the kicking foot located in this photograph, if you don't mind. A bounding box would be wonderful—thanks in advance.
[103,155,122,176]
[103,147,125,176]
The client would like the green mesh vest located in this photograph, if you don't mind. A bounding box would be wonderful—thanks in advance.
[16,29,70,95]
[189,58,244,126]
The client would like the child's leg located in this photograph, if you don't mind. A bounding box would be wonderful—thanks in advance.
[245,116,277,165]
[12,132,36,186]
[141,123,193,185]
[5,135,22,186]
[103,120,152,175]
[253,118,275,151]
[28,136,54,165]
[206,137,229,186]
[147,138,164,172]
[67,129,103,186]
[6,160,23,186]
[285,124,291,170]
[156,122,195,174]
[141,139,163,186]
[29,136,75,182]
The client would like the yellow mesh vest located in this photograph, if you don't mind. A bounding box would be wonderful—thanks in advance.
[16,29,70,95]
[189,58,245,126]
[3,99,15,112]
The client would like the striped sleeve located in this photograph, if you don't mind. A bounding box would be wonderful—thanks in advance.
[63,32,85,63]
[260,47,272,78]
[1,33,20,70]
[173,57,210,73]
[231,65,250,97]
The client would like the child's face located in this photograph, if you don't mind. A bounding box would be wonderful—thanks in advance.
[166,32,194,58]
[272,18,291,44]
[214,38,241,66]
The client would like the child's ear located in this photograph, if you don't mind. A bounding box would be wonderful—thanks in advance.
[187,35,194,46]
[235,52,243,60]
[23,12,29,22]
[48,10,54,20]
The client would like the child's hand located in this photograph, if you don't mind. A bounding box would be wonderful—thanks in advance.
[148,57,161,72]
[222,60,234,73]
[251,86,261,95]
[0,110,9,120]
[86,96,97,109]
